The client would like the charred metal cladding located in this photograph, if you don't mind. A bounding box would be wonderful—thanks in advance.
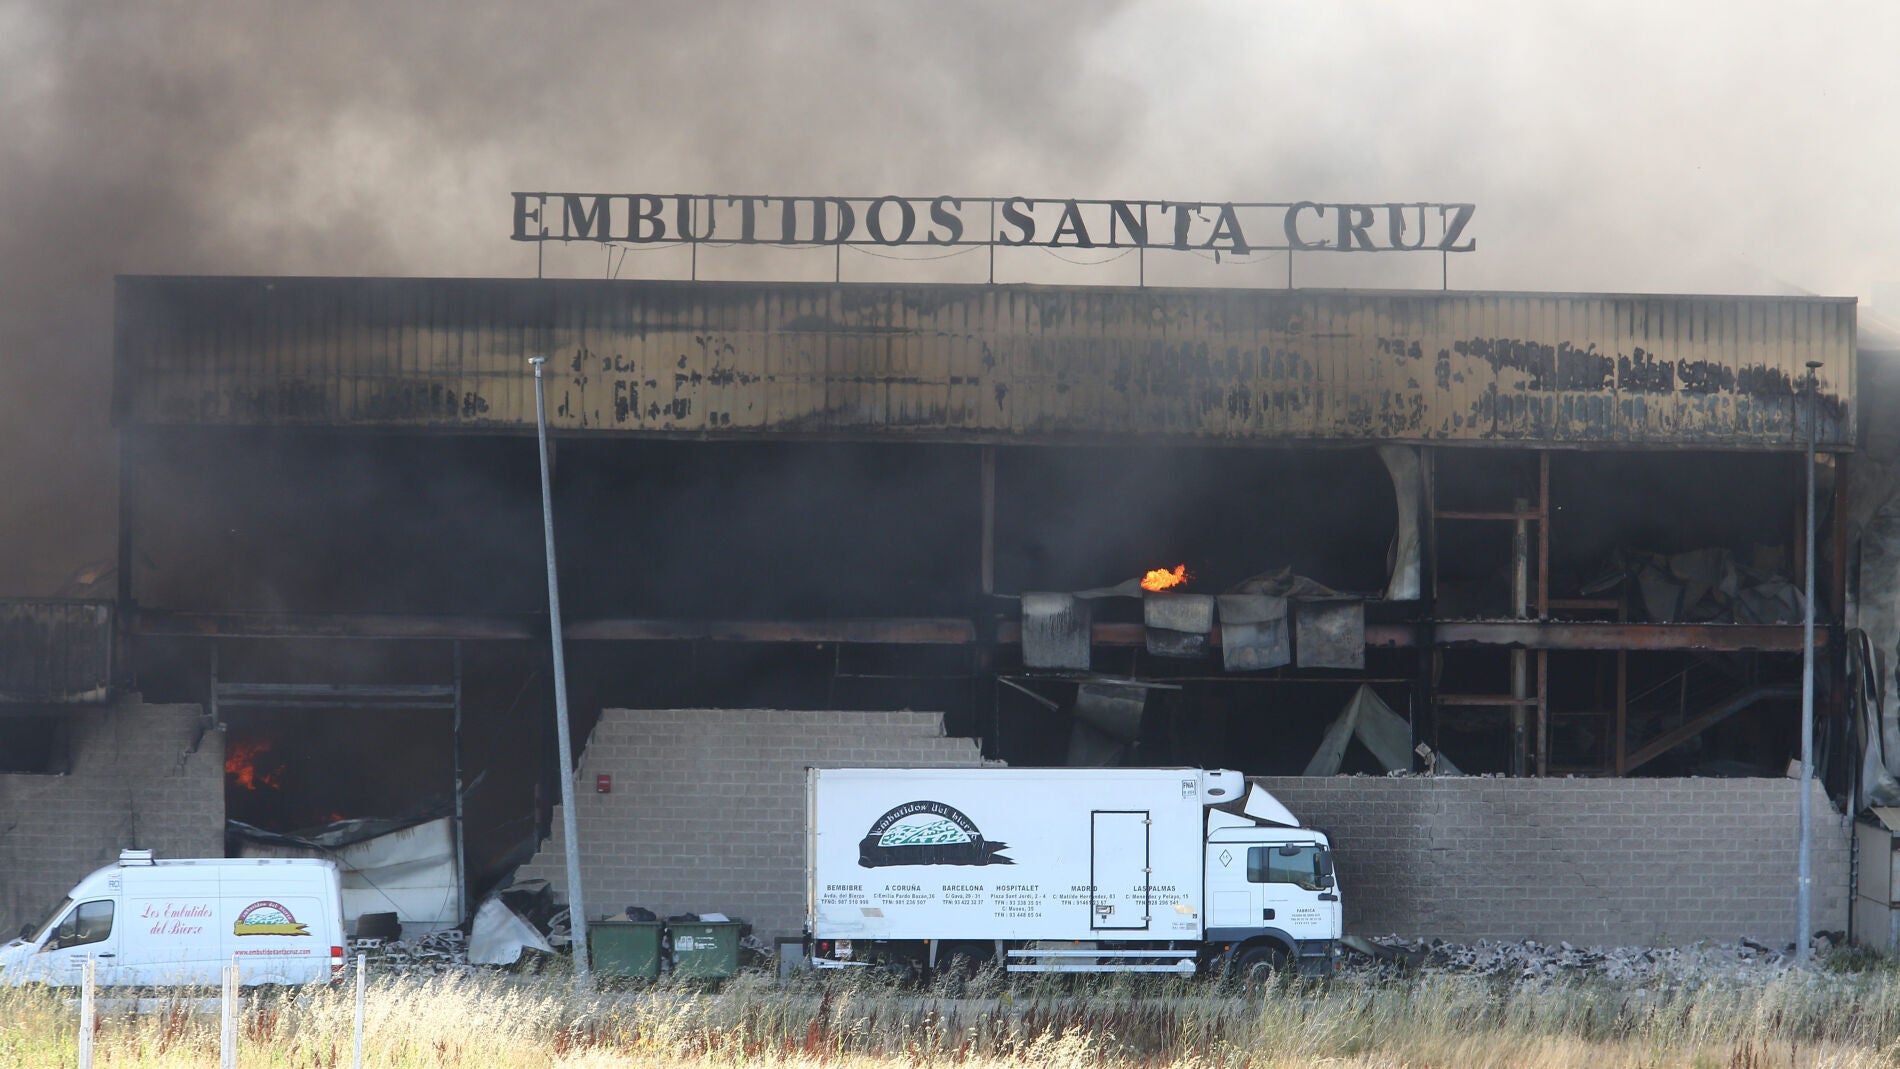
[510,194,1477,254]
[0,600,112,703]
[114,279,1855,447]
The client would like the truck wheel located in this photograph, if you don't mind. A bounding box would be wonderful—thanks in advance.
[1231,945,1288,987]
[877,959,920,987]
[931,942,992,994]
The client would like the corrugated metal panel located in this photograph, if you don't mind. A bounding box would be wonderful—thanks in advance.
[115,278,1856,447]
[0,600,112,703]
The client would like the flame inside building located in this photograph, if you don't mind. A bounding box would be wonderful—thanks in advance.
[14,274,1865,904]
[1141,565,1191,592]
[223,738,283,791]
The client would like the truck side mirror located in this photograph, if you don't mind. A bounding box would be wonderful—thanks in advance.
[1318,875,1335,890]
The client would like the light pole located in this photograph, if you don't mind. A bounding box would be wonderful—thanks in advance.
[531,355,591,988]
[1796,358,1822,964]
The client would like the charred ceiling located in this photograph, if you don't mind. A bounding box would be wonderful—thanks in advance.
[117,428,1840,779]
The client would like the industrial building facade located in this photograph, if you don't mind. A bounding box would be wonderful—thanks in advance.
[0,276,1870,943]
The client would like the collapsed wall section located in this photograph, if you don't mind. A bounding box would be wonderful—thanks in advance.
[515,709,993,941]
[0,701,224,936]
[1258,775,1850,945]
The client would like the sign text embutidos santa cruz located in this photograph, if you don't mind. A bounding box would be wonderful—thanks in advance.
[512,195,1474,254]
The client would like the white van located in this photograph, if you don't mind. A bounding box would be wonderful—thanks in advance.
[0,850,345,987]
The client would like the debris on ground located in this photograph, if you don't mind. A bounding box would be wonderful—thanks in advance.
[1348,933,1852,986]
[347,929,476,977]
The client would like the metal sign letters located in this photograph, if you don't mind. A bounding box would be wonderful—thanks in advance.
[511,194,1476,254]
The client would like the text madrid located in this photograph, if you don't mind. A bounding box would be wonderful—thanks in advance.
[511,194,1475,254]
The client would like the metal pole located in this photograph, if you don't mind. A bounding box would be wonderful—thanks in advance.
[352,953,366,1069]
[1797,359,1821,963]
[78,957,95,1069]
[529,356,592,988]
[220,959,238,1069]
[452,641,466,927]
[1511,498,1530,777]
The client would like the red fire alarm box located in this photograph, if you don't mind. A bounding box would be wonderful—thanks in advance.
[596,773,611,794]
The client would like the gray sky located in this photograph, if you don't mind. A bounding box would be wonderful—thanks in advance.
[2,0,1892,592]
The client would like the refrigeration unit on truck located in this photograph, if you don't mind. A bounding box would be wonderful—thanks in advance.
[0,850,347,987]
[807,767,1341,977]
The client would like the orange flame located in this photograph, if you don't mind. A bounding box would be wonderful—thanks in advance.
[1140,564,1191,592]
[225,739,285,791]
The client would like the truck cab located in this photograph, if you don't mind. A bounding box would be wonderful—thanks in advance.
[1202,787,1342,976]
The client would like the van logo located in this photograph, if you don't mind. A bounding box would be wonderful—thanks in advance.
[858,800,1012,868]
[233,901,310,937]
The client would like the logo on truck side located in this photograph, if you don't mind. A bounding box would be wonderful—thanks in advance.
[233,901,310,937]
[858,800,1013,868]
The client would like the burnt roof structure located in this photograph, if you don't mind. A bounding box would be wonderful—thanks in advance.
[114,277,1854,448]
[27,274,1856,900]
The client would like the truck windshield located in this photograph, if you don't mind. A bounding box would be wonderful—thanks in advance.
[1246,845,1332,891]
[24,898,71,944]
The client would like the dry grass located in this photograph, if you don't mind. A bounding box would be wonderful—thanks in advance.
[6,960,1900,1068]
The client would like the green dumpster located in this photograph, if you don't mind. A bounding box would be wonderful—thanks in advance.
[590,921,663,980]
[668,921,744,979]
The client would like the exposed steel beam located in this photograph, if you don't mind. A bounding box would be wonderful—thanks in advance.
[133,610,533,640]
[565,618,976,644]
[135,610,1821,653]
[1429,621,1823,652]
[994,620,1822,652]
[133,610,978,644]
[1622,685,1801,772]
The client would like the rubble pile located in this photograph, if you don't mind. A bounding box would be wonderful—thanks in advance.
[346,929,477,977]
[1359,934,1842,985]
[544,908,571,948]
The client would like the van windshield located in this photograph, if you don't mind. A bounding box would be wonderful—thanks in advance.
[25,898,71,944]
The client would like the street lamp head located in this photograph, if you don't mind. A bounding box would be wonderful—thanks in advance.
[529,356,547,367]
[1805,360,1823,370]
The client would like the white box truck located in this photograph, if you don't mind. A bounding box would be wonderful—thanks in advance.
[0,850,346,987]
[807,767,1341,977]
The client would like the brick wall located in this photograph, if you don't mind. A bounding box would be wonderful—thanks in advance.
[1256,775,1851,945]
[517,727,1852,948]
[0,700,224,935]
[516,709,993,941]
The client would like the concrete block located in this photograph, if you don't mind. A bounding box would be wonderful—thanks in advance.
[1255,774,1850,944]
[515,708,987,940]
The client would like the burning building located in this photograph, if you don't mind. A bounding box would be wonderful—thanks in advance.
[0,275,1878,944]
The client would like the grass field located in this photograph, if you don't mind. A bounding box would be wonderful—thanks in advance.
[7,958,1900,1068]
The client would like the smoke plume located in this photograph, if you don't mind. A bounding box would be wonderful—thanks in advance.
[3,0,1893,592]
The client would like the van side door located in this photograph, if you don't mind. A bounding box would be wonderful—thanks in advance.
[127,873,222,985]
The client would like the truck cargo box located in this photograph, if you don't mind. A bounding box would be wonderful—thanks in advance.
[809,767,1242,944]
